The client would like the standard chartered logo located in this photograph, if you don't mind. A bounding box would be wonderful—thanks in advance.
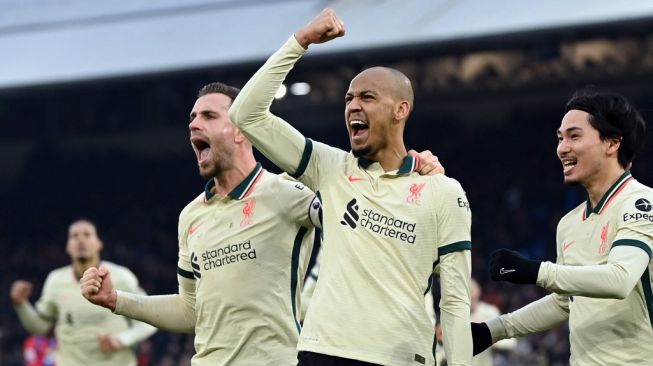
[200,240,257,271]
[340,198,417,244]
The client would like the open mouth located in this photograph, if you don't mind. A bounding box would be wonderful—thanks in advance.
[191,137,211,164]
[562,158,577,174]
[350,119,369,141]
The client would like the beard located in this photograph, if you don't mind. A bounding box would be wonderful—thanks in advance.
[351,146,371,158]
[198,154,233,179]
[76,256,90,264]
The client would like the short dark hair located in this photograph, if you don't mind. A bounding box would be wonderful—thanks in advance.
[565,86,647,168]
[197,82,241,102]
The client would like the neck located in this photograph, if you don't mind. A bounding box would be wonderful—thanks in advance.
[213,155,257,197]
[367,144,407,172]
[72,258,99,279]
[585,164,626,208]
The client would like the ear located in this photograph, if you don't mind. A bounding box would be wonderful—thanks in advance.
[606,137,621,157]
[394,100,410,122]
[234,128,246,143]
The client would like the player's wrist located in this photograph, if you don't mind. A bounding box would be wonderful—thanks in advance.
[293,31,311,49]
[107,289,118,312]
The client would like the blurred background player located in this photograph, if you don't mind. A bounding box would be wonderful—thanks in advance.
[229,8,473,365]
[473,88,653,365]
[11,219,156,366]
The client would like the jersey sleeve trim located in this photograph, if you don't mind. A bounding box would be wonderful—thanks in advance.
[612,239,652,260]
[291,138,313,179]
[290,226,309,333]
[438,240,472,257]
[641,269,653,329]
[177,266,195,280]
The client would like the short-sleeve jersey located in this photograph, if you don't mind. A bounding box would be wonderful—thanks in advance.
[293,141,471,366]
[556,171,653,365]
[36,261,143,366]
[176,164,319,365]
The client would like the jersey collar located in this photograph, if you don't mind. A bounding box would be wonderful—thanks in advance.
[204,162,263,201]
[584,170,633,219]
[357,155,418,175]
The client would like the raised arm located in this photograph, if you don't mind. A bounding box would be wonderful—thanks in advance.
[228,8,345,175]
[11,280,54,335]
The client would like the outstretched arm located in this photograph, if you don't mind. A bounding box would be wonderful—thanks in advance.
[228,9,345,176]
[487,293,569,342]
[537,245,650,298]
[490,245,650,298]
[472,293,569,355]
[81,265,195,333]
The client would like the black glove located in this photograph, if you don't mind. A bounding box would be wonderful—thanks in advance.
[489,248,541,284]
[471,322,492,356]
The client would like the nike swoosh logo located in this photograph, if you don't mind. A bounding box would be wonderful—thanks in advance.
[562,241,574,252]
[189,224,202,236]
[347,175,367,182]
[499,267,516,275]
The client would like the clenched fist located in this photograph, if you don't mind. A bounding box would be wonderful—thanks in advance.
[294,8,345,49]
[10,280,33,306]
[80,264,117,312]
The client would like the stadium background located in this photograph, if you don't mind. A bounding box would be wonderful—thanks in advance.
[2,1,653,365]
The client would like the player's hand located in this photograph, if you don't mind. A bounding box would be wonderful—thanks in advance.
[80,264,118,311]
[489,248,541,285]
[409,149,445,176]
[97,333,124,352]
[294,8,345,49]
[471,322,493,355]
[10,280,33,306]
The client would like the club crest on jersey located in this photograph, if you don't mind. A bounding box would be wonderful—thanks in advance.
[240,198,256,227]
[407,183,425,205]
[599,223,609,255]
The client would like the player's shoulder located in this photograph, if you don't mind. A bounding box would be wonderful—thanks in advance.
[614,179,653,213]
[46,265,74,282]
[103,261,135,276]
[560,201,586,224]
[423,174,466,194]
[103,261,139,287]
[179,191,207,217]
[267,172,314,197]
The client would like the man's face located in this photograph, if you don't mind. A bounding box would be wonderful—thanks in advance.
[189,93,237,179]
[556,110,616,186]
[344,69,397,158]
[66,221,102,262]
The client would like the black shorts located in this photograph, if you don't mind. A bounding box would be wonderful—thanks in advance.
[297,351,381,366]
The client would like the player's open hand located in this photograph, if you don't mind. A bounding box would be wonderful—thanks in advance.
[96,333,124,352]
[10,280,33,306]
[80,264,118,311]
[409,149,445,176]
[294,8,345,49]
